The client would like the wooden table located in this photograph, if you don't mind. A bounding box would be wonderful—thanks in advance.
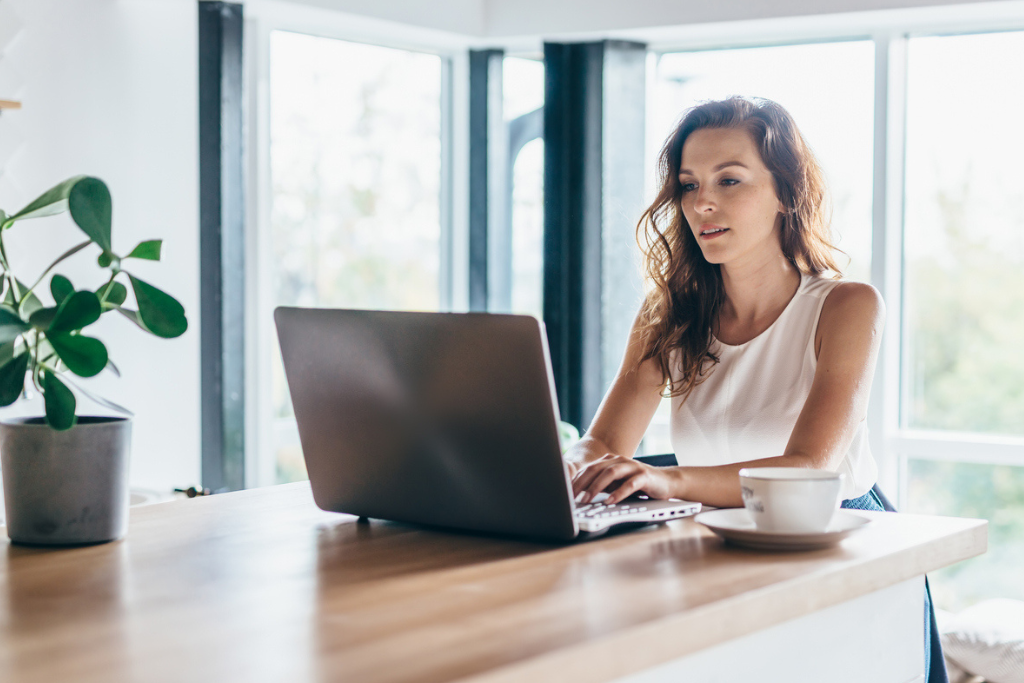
[0,483,986,683]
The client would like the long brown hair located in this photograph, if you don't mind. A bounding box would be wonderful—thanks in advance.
[635,97,841,399]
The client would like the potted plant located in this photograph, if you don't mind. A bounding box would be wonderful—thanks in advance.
[0,176,187,545]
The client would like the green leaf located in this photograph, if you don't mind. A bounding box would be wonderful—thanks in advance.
[42,371,77,430]
[29,306,58,330]
[0,306,29,344]
[8,175,87,222]
[97,251,118,268]
[115,307,148,332]
[50,274,74,305]
[0,348,28,406]
[126,239,162,261]
[0,339,14,366]
[128,275,187,338]
[47,332,108,377]
[49,290,101,333]
[97,281,127,307]
[67,177,112,252]
[4,278,43,317]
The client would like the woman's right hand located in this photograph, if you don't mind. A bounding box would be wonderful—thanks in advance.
[571,454,682,505]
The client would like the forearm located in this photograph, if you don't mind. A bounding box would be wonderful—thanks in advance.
[674,453,822,508]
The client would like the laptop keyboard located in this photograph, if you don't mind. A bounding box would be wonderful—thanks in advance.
[575,501,649,520]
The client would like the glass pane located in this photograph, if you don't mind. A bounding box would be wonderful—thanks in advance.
[643,42,875,452]
[906,459,1024,611]
[504,56,545,319]
[269,31,443,482]
[903,32,1024,436]
[504,56,544,120]
[510,137,544,318]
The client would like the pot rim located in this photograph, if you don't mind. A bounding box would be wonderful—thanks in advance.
[0,415,133,428]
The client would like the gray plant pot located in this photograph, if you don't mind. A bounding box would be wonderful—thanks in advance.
[0,416,131,545]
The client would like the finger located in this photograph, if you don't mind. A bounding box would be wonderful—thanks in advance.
[572,455,620,492]
[605,475,645,505]
[572,461,610,495]
[583,464,636,503]
[572,455,632,497]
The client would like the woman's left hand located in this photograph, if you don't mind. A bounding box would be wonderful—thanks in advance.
[571,455,680,505]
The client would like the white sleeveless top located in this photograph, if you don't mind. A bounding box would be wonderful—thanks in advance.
[669,274,877,500]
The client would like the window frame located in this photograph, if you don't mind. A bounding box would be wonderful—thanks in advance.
[243,1,470,488]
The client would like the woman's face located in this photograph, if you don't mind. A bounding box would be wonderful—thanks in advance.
[678,126,784,267]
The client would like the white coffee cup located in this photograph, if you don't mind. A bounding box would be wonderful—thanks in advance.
[738,467,844,534]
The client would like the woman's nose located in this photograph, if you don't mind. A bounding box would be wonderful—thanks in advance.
[693,186,715,213]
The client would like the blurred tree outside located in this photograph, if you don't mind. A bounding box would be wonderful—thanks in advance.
[903,177,1024,611]
[905,145,1024,614]
[908,460,1024,611]
[906,182,1024,435]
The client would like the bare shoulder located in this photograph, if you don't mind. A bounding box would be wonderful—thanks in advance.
[823,281,884,320]
[816,281,885,349]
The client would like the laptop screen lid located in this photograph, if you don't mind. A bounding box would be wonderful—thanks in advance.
[275,307,579,540]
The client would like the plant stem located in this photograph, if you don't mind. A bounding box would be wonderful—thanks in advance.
[96,270,119,304]
[22,240,91,305]
[0,232,18,303]
[31,331,42,392]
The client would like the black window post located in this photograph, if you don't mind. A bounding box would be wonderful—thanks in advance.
[468,49,506,312]
[543,40,646,432]
[198,1,245,492]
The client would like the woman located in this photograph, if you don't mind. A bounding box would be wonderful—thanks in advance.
[564,97,945,682]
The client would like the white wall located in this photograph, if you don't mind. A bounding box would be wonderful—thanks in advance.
[267,0,1013,39]
[269,0,486,37]
[0,0,201,492]
[482,0,1006,37]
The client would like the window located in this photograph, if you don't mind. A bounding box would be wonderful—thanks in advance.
[903,31,1024,437]
[504,56,545,319]
[900,30,1024,609]
[509,137,544,318]
[641,41,875,454]
[266,31,444,483]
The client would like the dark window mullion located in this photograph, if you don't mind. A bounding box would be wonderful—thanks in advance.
[199,1,245,492]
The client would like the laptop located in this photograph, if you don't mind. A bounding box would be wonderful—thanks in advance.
[274,307,701,541]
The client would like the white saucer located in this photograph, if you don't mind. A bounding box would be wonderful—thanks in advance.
[694,508,872,551]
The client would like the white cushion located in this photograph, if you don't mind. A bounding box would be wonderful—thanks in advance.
[941,599,1024,683]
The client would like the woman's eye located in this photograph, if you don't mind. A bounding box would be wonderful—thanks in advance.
[680,182,697,193]
[720,178,739,187]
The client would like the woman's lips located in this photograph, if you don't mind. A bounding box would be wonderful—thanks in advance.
[699,226,729,240]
